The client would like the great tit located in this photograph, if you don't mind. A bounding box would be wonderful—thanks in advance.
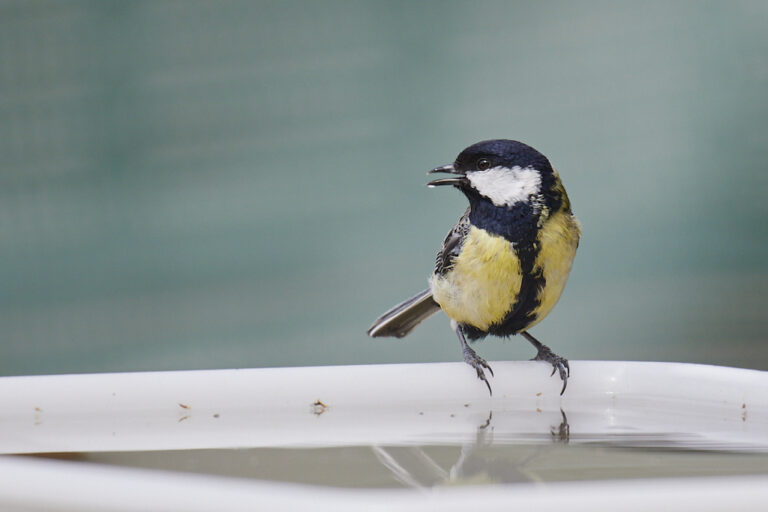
[367,139,580,395]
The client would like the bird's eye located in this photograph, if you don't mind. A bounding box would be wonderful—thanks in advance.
[477,158,492,171]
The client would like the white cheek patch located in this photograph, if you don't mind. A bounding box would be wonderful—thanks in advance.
[467,166,542,207]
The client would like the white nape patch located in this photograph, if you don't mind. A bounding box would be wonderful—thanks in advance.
[467,166,541,207]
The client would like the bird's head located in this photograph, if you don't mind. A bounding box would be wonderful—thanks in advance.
[428,139,556,208]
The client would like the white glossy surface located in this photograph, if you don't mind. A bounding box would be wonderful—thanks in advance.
[0,361,767,510]
[1,361,766,453]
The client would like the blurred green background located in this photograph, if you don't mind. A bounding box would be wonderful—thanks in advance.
[2,1,767,376]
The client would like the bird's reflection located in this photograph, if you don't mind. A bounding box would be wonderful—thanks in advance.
[551,409,570,443]
[372,408,570,488]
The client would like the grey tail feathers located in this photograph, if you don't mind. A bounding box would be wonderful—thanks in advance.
[367,289,441,338]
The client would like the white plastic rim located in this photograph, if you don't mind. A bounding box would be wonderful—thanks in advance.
[1,361,766,453]
[0,361,767,511]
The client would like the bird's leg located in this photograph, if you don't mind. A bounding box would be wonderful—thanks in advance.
[521,331,569,395]
[453,321,494,395]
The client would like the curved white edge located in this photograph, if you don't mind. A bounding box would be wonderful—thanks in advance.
[0,361,766,453]
[1,455,767,512]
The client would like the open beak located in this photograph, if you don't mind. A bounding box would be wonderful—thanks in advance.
[427,164,467,187]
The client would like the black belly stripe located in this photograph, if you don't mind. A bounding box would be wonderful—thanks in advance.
[460,239,545,340]
[459,190,548,340]
[492,242,544,337]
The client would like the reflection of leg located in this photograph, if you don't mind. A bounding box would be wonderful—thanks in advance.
[550,408,570,443]
[371,446,423,488]
[450,410,494,482]
[372,445,449,488]
[453,321,494,395]
[521,331,569,395]
[478,410,493,431]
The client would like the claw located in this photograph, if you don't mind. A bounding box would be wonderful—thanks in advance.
[530,344,569,395]
[455,324,494,395]
[482,375,492,396]
[559,372,567,395]
[484,359,495,377]
[463,347,494,396]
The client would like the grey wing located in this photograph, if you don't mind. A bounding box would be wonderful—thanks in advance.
[435,207,471,276]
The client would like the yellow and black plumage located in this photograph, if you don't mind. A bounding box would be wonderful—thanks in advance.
[367,139,580,395]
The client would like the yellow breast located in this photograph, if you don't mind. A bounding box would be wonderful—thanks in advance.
[430,226,522,330]
[527,210,580,329]
[430,210,580,333]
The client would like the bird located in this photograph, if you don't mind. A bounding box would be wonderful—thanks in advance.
[367,139,580,395]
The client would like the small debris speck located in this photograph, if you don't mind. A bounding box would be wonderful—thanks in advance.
[178,403,190,409]
[536,408,542,413]
[536,392,542,397]
[464,403,470,408]
[450,414,455,418]
[34,407,41,412]
[312,400,328,416]
[213,413,220,419]
[742,403,746,409]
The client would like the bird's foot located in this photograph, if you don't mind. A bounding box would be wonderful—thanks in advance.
[531,344,569,395]
[462,346,494,396]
